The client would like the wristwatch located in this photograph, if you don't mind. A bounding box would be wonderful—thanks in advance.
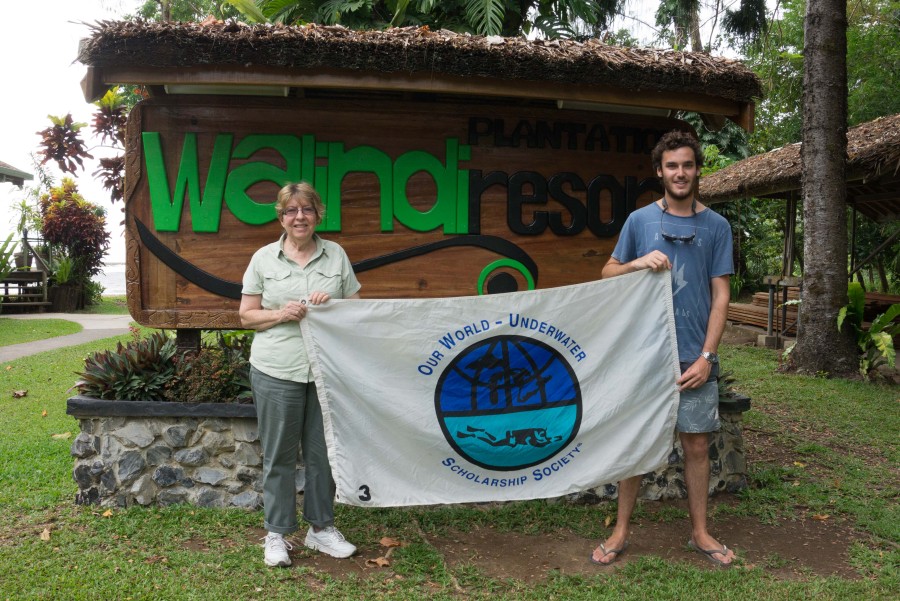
[701,351,719,364]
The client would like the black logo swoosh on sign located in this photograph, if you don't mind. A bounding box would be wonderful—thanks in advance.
[135,219,539,300]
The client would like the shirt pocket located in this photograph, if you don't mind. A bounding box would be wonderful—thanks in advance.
[310,265,343,298]
[261,268,295,302]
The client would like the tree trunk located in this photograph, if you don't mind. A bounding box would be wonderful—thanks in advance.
[689,4,704,52]
[877,258,889,291]
[791,0,858,376]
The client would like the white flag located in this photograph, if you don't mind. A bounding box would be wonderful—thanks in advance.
[302,269,680,507]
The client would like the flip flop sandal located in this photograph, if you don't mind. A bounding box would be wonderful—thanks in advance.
[589,541,629,566]
[687,539,734,568]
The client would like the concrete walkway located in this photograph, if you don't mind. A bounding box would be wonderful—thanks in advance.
[0,313,133,363]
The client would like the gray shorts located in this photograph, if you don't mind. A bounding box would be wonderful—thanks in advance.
[676,362,720,433]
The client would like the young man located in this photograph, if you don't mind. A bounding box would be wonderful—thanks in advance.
[591,130,736,567]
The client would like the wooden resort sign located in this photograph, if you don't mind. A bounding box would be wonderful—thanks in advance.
[125,94,688,329]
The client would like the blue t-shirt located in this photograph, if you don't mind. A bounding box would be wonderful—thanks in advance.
[611,202,733,362]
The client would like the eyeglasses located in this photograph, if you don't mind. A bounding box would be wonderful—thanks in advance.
[659,200,696,243]
[282,206,316,217]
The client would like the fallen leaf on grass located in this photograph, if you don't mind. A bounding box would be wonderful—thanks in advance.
[51,432,71,439]
[144,555,168,564]
[811,514,830,521]
[41,410,47,418]
[604,515,613,527]
[366,557,391,568]
[13,390,27,398]
[379,537,402,548]
[793,461,806,468]
[40,528,51,541]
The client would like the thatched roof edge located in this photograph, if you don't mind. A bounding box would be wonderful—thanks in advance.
[76,20,762,103]
[701,113,900,203]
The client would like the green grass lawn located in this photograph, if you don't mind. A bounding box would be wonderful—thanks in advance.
[0,335,897,600]
[0,318,82,346]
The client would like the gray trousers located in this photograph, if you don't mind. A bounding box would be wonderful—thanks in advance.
[251,366,335,534]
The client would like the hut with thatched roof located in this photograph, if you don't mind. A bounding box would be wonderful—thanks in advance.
[699,113,900,341]
[701,112,900,223]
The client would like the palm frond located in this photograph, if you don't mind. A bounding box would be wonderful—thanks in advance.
[465,0,505,36]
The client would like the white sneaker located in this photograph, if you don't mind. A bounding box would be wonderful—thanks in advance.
[304,526,357,558]
[263,533,293,567]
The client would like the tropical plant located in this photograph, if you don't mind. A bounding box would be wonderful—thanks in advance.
[39,178,111,298]
[745,0,900,154]
[164,331,254,403]
[74,330,179,401]
[13,197,42,237]
[36,114,93,174]
[83,280,106,307]
[837,282,900,379]
[74,329,254,403]
[0,234,18,292]
[133,0,244,21]
[51,255,74,285]
[228,0,769,40]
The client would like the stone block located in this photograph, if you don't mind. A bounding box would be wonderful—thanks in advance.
[153,465,186,488]
[118,451,146,485]
[237,467,262,492]
[230,490,262,509]
[130,474,157,506]
[71,433,99,459]
[232,442,262,467]
[200,431,235,455]
[113,422,156,448]
[162,424,195,448]
[200,418,229,433]
[146,445,172,466]
[197,489,225,508]
[194,467,228,486]
[158,488,189,506]
[174,446,209,467]
[232,419,259,443]
[73,464,95,488]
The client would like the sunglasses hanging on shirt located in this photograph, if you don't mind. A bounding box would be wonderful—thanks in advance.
[659,198,697,243]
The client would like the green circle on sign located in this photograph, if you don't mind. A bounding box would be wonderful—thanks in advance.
[477,259,535,295]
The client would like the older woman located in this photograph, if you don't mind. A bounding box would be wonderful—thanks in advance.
[240,182,360,567]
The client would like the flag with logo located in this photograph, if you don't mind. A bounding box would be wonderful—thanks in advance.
[301,269,680,507]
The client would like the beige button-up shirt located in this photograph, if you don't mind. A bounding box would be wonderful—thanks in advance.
[242,234,361,382]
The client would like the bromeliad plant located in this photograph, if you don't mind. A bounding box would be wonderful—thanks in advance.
[74,330,178,402]
[74,329,254,403]
[837,282,900,379]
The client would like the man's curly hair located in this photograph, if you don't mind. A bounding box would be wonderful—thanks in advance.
[651,130,703,172]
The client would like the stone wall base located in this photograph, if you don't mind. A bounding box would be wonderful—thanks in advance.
[68,397,747,508]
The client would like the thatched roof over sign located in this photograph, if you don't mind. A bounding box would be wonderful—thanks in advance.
[76,20,761,130]
[700,113,900,222]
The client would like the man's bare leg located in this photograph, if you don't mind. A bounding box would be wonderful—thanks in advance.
[591,474,641,564]
[681,432,735,564]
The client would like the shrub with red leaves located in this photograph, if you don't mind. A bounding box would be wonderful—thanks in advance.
[40,178,111,286]
[36,114,93,174]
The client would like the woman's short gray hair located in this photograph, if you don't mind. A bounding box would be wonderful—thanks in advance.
[275,182,325,224]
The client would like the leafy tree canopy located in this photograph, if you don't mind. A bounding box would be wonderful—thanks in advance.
[746,0,900,153]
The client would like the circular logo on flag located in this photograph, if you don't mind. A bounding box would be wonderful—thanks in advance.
[434,335,581,471]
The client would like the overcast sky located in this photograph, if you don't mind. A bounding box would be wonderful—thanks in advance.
[0,1,139,263]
